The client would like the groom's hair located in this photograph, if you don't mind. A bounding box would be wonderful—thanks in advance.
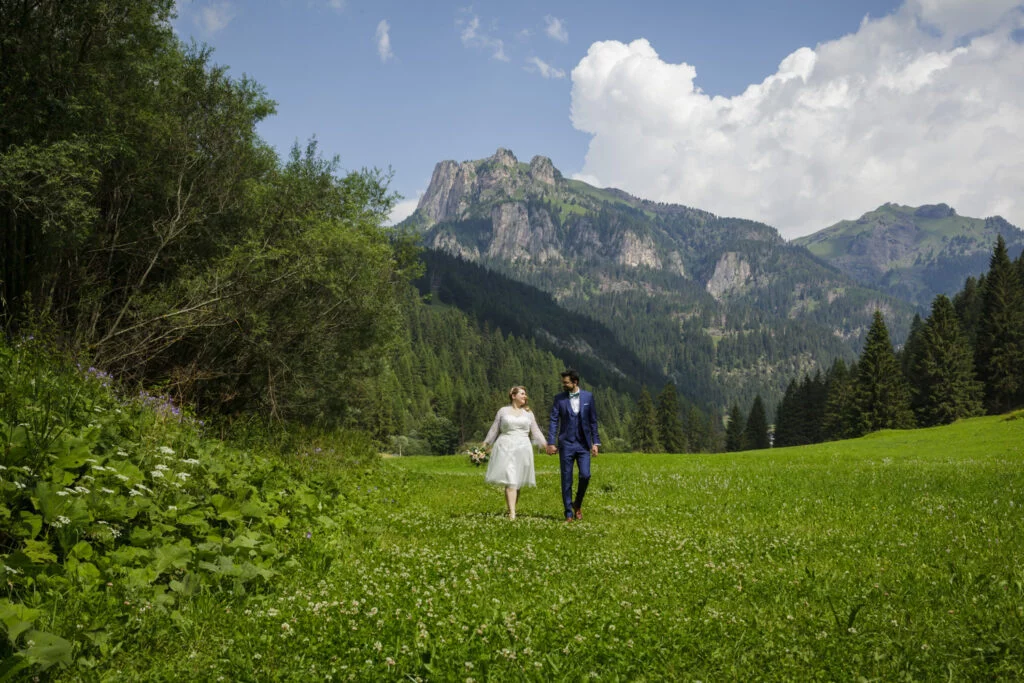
[560,368,580,384]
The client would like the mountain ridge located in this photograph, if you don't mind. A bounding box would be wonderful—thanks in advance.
[403,148,917,412]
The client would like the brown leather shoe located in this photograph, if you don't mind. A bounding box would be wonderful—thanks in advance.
[573,505,582,520]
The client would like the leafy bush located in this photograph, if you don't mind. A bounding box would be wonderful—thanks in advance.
[0,336,366,677]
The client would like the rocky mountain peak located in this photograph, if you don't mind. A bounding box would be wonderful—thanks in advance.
[529,155,559,186]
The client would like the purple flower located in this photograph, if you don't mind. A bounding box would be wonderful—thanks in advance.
[305,531,312,539]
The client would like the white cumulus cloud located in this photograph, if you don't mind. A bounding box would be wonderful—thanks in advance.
[570,0,1024,238]
[388,191,424,226]
[376,20,394,63]
[195,1,235,34]
[527,57,566,79]
[458,13,509,62]
[545,15,568,43]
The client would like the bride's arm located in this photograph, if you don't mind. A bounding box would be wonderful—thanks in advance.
[483,407,504,447]
[528,411,547,448]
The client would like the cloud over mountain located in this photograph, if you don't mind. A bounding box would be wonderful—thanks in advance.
[570,0,1024,238]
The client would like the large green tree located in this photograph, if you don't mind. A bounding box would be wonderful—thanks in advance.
[656,382,687,453]
[911,295,984,426]
[631,387,661,453]
[725,403,745,452]
[743,395,770,450]
[975,236,1024,413]
[853,311,915,433]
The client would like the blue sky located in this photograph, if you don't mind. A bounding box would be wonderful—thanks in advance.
[173,1,1024,237]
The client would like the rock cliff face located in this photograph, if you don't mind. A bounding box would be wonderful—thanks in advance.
[706,252,752,300]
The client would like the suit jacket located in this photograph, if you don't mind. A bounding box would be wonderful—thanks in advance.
[548,389,601,452]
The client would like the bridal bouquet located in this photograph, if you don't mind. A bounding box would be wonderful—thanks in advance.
[467,447,488,466]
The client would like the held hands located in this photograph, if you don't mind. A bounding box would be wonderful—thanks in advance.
[546,445,557,455]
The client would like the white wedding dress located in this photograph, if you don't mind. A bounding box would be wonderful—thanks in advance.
[483,406,546,488]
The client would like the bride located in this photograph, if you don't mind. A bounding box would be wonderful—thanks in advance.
[482,386,547,520]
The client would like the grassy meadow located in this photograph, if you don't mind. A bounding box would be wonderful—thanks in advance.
[96,415,1023,681]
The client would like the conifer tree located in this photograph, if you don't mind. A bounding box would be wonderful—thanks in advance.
[975,236,1024,413]
[685,405,710,453]
[656,382,687,453]
[630,386,661,453]
[954,275,984,349]
[912,295,984,426]
[822,359,857,441]
[853,311,916,433]
[773,380,797,448]
[725,403,745,452]
[743,394,770,450]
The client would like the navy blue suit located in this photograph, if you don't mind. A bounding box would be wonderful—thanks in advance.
[548,390,600,519]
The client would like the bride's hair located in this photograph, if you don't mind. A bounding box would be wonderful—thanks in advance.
[509,386,531,411]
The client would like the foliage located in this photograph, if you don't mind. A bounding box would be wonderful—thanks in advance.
[910,296,984,426]
[974,236,1024,413]
[0,336,368,677]
[743,394,770,450]
[655,383,687,453]
[725,403,745,452]
[0,1,415,430]
[853,312,916,434]
[630,387,661,453]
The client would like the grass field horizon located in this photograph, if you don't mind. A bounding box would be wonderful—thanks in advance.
[101,413,1024,681]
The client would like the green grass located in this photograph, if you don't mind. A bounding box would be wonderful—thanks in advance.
[90,415,1024,681]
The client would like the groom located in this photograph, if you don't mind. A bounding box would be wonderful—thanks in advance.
[547,369,600,522]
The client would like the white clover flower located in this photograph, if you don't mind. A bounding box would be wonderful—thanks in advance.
[158,446,175,455]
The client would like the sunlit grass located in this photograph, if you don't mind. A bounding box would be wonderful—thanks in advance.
[93,415,1024,681]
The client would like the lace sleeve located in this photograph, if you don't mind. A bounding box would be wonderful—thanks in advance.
[483,407,504,445]
[528,411,547,447]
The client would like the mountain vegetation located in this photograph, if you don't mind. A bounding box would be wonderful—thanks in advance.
[775,237,1024,446]
[403,149,918,415]
[794,202,1024,306]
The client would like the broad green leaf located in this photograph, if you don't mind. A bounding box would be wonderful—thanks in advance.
[21,629,73,670]
[0,599,41,645]
[22,540,57,564]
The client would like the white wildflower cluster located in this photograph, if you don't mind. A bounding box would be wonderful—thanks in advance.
[158,446,175,455]
[51,516,72,528]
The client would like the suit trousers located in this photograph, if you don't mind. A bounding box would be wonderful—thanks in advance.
[559,446,591,519]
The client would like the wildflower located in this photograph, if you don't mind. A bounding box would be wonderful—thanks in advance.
[150,470,164,479]
[176,472,190,481]
[182,459,200,465]
[158,446,175,455]
[129,490,142,497]
[14,482,25,490]
[74,486,90,494]
[101,488,115,494]
[385,657,395,667]
[51,516,72,528]
[167,506,178,511]
[154,464,170,471]
[281,623,291,631]
[115,474,130,482]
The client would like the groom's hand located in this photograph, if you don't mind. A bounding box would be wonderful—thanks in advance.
[591,444,599,457]
[546,445,557,455]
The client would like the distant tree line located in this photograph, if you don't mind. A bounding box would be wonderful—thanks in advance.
[774,237,1024,447]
